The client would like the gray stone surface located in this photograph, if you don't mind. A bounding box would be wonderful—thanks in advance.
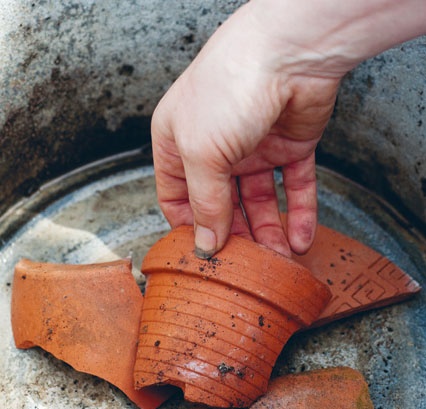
[0,0,246,213]
[1,161,425,408]
[1,5,425,408]
[322,36,426,228]
[0,1,425,228]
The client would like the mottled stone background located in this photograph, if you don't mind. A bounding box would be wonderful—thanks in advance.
[0,0,425,231]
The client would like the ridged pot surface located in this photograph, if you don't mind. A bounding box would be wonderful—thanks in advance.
[134,226,331,407]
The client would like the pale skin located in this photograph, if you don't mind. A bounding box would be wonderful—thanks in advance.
[152,0,426,259]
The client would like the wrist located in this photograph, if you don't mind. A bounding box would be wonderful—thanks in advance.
[248,0,426,77]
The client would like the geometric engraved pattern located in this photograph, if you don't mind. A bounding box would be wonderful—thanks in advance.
[285,218,422,329]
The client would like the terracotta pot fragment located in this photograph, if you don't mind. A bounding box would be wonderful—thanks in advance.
[251,367,374,409]
[134,225,332,408]
[281,214,422,328]
[10,218,420,409]
[11,258,176,409]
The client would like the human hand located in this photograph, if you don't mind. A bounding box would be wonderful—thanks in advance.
[151,0,425,259]
[151,3,341,259]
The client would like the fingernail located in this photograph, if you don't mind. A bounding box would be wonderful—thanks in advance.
[194,225,217,259]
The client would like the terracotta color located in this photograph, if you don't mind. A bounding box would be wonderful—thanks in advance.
[11,258,176,409]
[10,220,421,409]
[251,367,374,409]
[279,214,421,328]
[134,225,332,408]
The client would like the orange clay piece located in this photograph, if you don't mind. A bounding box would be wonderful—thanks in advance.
[280,214,422,328]
[10,220,421,409]
[134,225,331,408]
[251,367,374,409]
[11,258,176,409]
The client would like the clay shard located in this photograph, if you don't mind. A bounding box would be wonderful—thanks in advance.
[283,215,421,328]
[11,258,176,409]
[251,367,374,409]
[134,225,332,408]
[10,219,421,409]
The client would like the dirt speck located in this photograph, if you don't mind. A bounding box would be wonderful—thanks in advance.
[217,362,234,376]
[157,370,165,382]
[236,367,247,379]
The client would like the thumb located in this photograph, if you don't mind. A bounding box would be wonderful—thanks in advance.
[184,160,234,259]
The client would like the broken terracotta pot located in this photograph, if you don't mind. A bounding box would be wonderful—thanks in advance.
[11,258,176,409]
[10,220,421,409]
[133,225,332,408]
[251,367,374,409]
[279,214,422,328]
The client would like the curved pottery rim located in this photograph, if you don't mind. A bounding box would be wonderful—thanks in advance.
[142,225,331,327]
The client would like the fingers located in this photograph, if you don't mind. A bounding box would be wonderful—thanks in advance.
[153,124,236,259]
[283,152,317,254]
[153,142,237,259]
[151,117,194,228]
[238,170,291,257]
[153,107,318,259]
[229,177,252,241]
[181,153,235,259]
[154,170,194,228]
